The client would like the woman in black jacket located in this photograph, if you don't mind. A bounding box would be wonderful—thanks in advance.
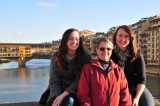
[111,25,154,106]
[41,28,91,106]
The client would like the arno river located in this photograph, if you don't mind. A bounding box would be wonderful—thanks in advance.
[0,59,160,102]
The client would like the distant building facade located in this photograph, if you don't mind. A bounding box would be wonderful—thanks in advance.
[105,14,160,67]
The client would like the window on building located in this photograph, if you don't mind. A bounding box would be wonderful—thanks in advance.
[152,49,154,54]
[152,55,154,60]
[152,31,154,36]
[152,37,154,42]
[152,43,154,48]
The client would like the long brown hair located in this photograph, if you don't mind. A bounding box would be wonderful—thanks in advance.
[56,28,86,75]
[113,25,140,59]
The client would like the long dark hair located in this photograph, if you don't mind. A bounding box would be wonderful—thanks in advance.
[113,25,140,59]
[56,28,86,75]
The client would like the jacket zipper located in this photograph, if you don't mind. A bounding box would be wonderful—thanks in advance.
[107,75,110,106]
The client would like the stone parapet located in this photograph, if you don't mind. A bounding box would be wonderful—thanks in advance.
[0,99,160,106]
[146,67,160,75]
[0,101,41,106]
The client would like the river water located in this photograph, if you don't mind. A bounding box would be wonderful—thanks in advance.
[0,59,160,102]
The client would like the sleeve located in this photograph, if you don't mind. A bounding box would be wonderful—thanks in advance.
[65,53,91,95]
[77,64,91,106]
[134,53,146,85]
[47,52,63,102]
[120,68,132,106]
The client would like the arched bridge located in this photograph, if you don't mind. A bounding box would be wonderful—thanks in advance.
[0,42,59,68]
[0,53,52,68]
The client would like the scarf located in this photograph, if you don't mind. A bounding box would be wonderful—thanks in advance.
[114,45,131,69]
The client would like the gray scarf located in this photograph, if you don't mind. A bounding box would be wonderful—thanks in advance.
[114,45,131,69]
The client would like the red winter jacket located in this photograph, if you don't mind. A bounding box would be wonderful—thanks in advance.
[77,59,132,106]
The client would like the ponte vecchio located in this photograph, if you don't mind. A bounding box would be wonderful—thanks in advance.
[0,42,59,67]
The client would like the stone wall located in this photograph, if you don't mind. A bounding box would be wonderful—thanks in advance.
[0,101,41,106]
[0,99,160,106]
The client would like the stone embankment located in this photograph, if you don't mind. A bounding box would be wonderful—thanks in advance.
[146,66,160,75]
[0,59,10,64]
[0,100,160,106]
[146,66,160,105]
[155,98,160,106]
[0,101,41,106]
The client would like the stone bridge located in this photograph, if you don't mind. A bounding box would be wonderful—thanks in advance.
[0,54,51,68]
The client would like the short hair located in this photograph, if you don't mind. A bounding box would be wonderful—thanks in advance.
[96,37,113,48]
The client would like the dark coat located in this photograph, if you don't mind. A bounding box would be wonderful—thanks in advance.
[47,52,91,103]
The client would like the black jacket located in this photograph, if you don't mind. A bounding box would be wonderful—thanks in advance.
[111,51,146,90]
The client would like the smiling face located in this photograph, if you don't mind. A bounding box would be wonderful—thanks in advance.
[116,28,130,51]
[96,41,113,61]
[67,31,80,52]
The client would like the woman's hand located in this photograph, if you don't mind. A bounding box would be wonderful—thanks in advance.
[52,94,64,106]
[52,91,69,106]
[132,84,145,106]
[132,97,139,106]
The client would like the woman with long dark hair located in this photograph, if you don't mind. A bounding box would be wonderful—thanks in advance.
[42,28,91,106]
[111,25,154,106]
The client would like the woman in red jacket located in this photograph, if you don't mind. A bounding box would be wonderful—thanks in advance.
[77,37,132,106]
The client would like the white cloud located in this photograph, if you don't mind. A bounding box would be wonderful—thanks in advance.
[37,2,57,8]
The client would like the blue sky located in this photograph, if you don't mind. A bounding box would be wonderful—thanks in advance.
[0,0,160,43]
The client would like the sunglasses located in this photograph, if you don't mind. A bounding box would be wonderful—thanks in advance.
[99,47,112,51]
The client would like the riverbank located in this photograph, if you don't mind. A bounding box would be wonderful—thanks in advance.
[0,99,160,106]
[155,98,160,106]
[146,66,160,75]
[146,67,160,106]
[0,59,10,64]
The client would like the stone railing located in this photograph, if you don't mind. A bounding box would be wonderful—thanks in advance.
[0,101,41,106]
[0,99,160,106]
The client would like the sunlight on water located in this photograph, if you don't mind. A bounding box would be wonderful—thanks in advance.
[0,59,50,102]
[0,84,39,88]
[0,90,34,95]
